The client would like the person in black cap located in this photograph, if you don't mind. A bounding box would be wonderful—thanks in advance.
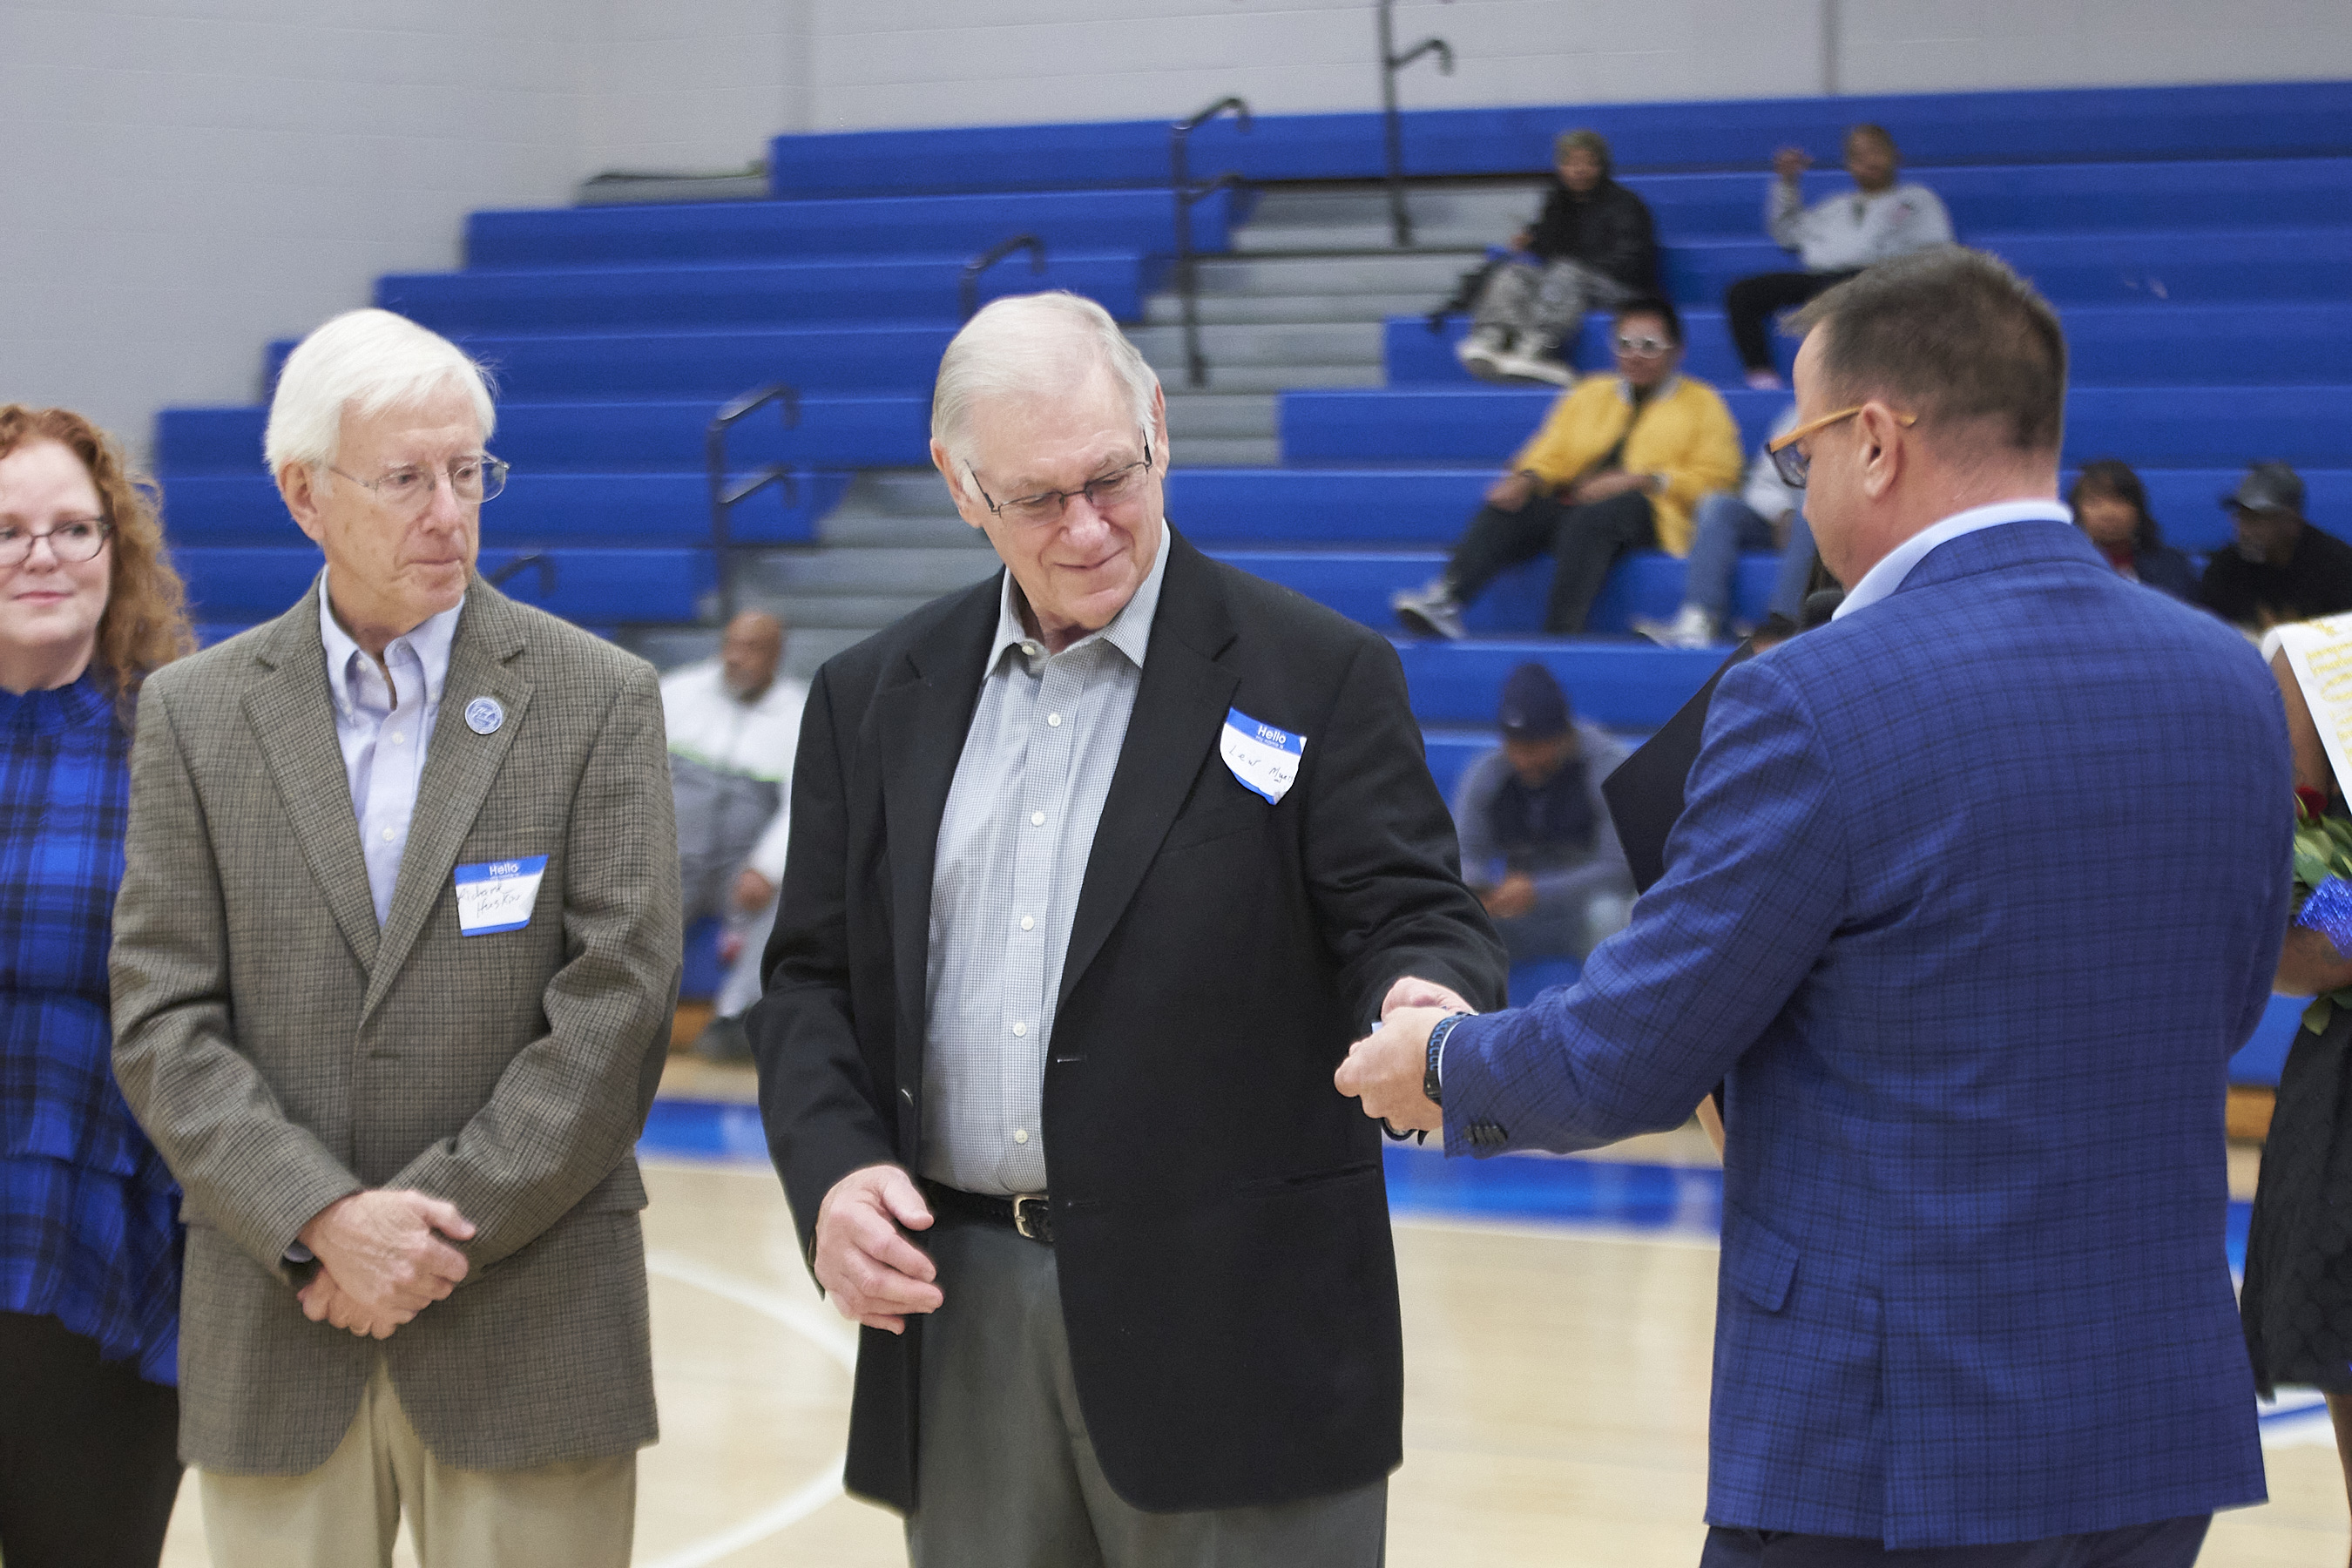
[2200,462,2352,631]
[1449,661,1634,964]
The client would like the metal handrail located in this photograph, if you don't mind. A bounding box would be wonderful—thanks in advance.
[1170,96,1252,389]
[705,382,801,624]
[1377,0,1454,247]
[485,551,556,598]
[961,233,1046,320]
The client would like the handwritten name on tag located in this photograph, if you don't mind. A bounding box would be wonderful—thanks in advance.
[1219,708,1306,805]
[454,855,549,936]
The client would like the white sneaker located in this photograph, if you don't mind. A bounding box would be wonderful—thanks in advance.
[1392,581,1467,640]
[1456,328,1511,377]
[1494,347,1577,387]
[1631,605,1717,650]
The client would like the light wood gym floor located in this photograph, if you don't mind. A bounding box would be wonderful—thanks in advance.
[153,1064,2349,1567]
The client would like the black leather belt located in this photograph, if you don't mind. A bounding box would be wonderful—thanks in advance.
[923,1180,1054,1244]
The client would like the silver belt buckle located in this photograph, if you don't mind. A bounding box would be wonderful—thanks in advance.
[1010,1193,1051,1243]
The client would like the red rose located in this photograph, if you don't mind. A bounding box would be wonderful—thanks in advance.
[2298,786,2331,823]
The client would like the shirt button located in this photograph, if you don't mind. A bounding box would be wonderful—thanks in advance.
[1013,1129,1030,1145]
[1011,1021,1027,1037]
[1030,811,1045,827]
[1022,642,1040,658]
[1020,915,1035,931]
[1046,713,1062,727]
[389,732,406,745]
[380,828,396,842]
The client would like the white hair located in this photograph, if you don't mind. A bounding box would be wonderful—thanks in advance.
[930,292,1159,471]
[263,308,497,474]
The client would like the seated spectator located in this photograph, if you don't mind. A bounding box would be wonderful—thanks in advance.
[1632,404,1815,648]
[2068,458,2199,600]
[2200,463,2352,632]
[1453,662,1634,964]
[661,608,806,1059]
[1456,129,1659,388]
[1725,124,1953,389]
[1394,297,1743,639]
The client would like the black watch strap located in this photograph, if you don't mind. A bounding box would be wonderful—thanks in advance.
[1424,1012,1471,1107]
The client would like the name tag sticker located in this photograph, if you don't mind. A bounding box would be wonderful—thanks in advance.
[454,855,548,936]
[1220,708,1306,805]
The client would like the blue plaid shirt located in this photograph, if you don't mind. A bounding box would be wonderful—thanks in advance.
[1,673,180,1385]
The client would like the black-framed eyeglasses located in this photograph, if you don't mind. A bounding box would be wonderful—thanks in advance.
[0,516,112,568]
[328,455,510,515]
[967,437,1154,528]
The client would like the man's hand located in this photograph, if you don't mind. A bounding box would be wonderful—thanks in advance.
[1485,471,1537,511]
[1773,145,1812,184]
[1696,1096,1726,1158]
[732,868,776,915]
[1335,1006,1450,1134]
[814,1165,943,1335]
[1569,470,1649,506]
[296,1190,475,1323]
[1380,975,1476,1020]
[1481,872,1538,921]
[297,1268,403,1340]
[1507,226,1532,253]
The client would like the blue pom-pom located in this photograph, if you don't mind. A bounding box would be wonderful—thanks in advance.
[2300,876,2352,956]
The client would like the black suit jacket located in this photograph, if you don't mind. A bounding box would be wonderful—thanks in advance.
[750,527,1505,1514]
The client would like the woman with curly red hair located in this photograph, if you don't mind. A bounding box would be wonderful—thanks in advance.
[0,404,195,1565]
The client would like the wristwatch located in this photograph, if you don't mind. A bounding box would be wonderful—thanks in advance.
[1424,1012,1472,1106]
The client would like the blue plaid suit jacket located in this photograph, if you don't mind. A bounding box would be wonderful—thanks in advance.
[1440,518,2286,1547]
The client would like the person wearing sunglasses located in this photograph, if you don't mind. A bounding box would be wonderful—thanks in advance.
[0,406,196,1566]
[1396,296,1743,639]
[1345,247,2281,1566]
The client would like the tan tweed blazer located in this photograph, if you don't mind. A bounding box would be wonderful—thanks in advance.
[111,574,681,1475]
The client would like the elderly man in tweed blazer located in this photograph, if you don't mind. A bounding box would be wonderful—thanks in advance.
[111,309,679,1568]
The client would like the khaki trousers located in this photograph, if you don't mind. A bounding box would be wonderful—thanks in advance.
[200,1360,636,1568]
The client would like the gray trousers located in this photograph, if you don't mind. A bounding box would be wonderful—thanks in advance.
[1471,258,1637,350]
[907,1214,1388,1568]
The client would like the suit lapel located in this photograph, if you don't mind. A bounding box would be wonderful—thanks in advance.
[243,577,382,972]
[879,578,1003,1069]
[1058,531,1239,1008]
[363,579,532,1017]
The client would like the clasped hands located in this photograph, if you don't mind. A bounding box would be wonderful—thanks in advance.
[294,1189,476,1341]
[1331,976,1473,1137]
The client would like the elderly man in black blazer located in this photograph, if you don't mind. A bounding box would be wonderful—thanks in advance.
[750,291,1504,1565]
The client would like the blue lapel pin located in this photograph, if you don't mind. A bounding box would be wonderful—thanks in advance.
[464,696,505,735]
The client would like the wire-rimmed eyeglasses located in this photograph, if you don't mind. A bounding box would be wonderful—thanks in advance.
[967,437,1154,528]
[328,455,510,515]
[1765,407,1918,489]
[0,517,112,569]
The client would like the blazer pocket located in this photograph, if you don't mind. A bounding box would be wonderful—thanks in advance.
[1231,1159,1380,1195]
[1159,800,1267,855]
[1720,1201,1801,1314]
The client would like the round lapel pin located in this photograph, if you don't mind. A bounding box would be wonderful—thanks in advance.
[464,696,505,735]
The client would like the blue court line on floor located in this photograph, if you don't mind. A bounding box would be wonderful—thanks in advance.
[639,1098,2254,1266]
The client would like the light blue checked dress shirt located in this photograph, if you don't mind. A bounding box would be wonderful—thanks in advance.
[317,574,462,926]
[922,524,1169,1196]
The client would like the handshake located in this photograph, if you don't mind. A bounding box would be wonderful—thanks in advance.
[1332,975,1480,1136]
[293,1188,477,1341]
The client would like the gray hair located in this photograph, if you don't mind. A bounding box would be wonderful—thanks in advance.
[263,308,496,474]
[930,292,1159,470]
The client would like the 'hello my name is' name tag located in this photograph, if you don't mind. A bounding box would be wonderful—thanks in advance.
[1220,707,1305,805]
[454,855,548,936]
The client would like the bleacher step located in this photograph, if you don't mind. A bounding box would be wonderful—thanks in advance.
[1163,394,1278,440]
[1141,292,1443,327]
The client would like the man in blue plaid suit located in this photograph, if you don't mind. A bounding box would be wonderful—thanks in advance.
[1342,247,2288,1565]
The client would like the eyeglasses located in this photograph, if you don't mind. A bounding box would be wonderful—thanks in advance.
[328,456,510,515]
[1765,406,1918,488]
[0,516,112,568]
[968,438,1154,528]
[1613,335,1673,358]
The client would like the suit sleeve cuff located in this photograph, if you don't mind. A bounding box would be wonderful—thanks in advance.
[1436,1012,1515,1159]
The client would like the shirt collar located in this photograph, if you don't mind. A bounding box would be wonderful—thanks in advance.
[985,516,1171,677]
[1615,373,1681,405]
[1831,499,2073,622]
[317,568,464,714]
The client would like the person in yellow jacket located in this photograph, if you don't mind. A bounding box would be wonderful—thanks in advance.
[1394,297,1746,638]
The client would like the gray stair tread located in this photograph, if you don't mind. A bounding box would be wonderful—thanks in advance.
[746,591,966,629]
[1140,292,1438,326]
[1168,437,1280,467]
[751,546,1000,594]
[1191,252,1486,295]
[1245,185,1544,232]
[1146,363,1382,394]
[1233,223,1503,253]
[820,511,977,548]
[1127,321,1382,364]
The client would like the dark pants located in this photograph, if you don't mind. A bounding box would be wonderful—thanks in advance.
[1698,1515,2211,1568]
[0,1312,183,1568]
[1723,269,1862,372]
[1444,489,1656,633]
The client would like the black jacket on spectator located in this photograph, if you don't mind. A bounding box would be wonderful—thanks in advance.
[1526,177,1659,292]
[2199,523,2352,626]
[2132,544,2201,603]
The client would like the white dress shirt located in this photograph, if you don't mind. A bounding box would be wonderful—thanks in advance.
[1831,500,2074,623]
[317,573,463,926]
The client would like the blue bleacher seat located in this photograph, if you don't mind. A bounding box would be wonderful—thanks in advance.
[1396,641,1723,730]
[2232,995,2312,1087]
[172,545,711,625]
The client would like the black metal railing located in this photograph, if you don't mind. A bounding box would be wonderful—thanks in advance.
[1377,0,1453,247]
[705,383,801,624]
[485,551,556,598]
[961,233,1046,321]
[1169,95,1251,389]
